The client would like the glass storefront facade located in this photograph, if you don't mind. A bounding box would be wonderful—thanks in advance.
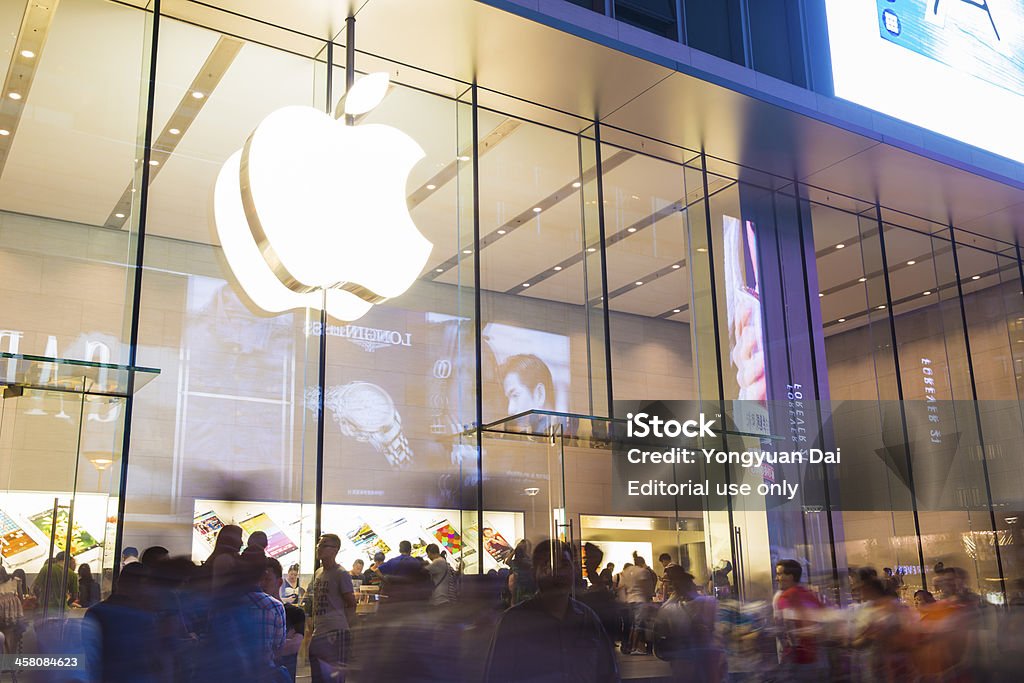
[1,0,1023,621]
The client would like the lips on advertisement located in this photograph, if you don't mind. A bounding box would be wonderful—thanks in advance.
[876,0,1024,97]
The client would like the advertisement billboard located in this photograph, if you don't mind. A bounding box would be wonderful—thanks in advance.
[825,0,1024,163]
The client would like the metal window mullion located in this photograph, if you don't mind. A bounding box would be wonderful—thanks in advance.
[947,225,1006,599]
[874,205,928,587]
[112,0,161,585]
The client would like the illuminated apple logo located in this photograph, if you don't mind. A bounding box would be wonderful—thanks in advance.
[214,73,432,322]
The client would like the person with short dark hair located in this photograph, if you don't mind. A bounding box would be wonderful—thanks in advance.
[33,551,78,613]
[243,531,269,559]
[349,559,364,584]
[239,555,286,678]
[425,543,455,605]
[140,545,169,566]
[656,552,677,601]
[773,559,823,680]
[308,533,355,683]
[362,552,386,587]
[913,589,936,611]
[484,540,619,683]
[500,354,555,415]
[379,540,425,578]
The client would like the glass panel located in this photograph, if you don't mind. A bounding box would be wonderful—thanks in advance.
[614,0,679,39]
[814,200,923,600]
[129,13,324,584]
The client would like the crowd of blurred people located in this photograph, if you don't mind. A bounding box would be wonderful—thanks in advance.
[4,529,1024,682]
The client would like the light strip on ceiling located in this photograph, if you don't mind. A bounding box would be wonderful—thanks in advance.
[408,118,521,210]
[428,149,635,279]
[0,0,60,180]
[104,36,244,229]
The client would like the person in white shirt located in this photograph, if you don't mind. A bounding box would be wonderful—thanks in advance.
[620,553,657,655]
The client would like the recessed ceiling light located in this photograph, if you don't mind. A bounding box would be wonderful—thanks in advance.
[631,195,639,200]
[673,309,681,314]
[587,247,596,253]
[858,277,867,282]
[457,155,470,161]
[972,275,980,280]
[191,91,205,99]
[835,243,845,249]
[877,305,886,310]
[627,227,636,233]
[922,291,931,295]
[8,92,21,100]
[533,207,542,213]
[672,264,680,269]
[838,318,846,323]
[522,283,530,287]
[818,293,824,297]
[696,247,707,253]
[426,184,436,190]
[168,128,180,135]
[553,266,562,271]
[462,249,472,254]
[572,181,581,188]
[20,50,34,59]
[0,129,8,136]
[497,229,506,235]
[435,268,444,273]
[906,260,916,265]
[149,160,160,166]
[115,213,125,219]
[635,281,643,286]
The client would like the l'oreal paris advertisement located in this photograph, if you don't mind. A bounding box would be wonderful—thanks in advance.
[722,216,770,436]
[825,0,1024,163]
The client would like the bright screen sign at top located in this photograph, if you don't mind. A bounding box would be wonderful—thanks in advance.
[824,0,1024,163]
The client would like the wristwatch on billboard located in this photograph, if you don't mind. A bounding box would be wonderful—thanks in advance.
[330,381,413,468]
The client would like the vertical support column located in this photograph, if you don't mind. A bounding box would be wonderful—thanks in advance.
[593,122,614,418]
[873,205,928,585]
[471,83,485,571]
[948,225,1006,599]
[113,0,161,583]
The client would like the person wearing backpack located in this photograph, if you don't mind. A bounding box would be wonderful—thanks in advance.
[425,544,456,605]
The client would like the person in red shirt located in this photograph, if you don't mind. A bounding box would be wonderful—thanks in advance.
[772,559,825,680]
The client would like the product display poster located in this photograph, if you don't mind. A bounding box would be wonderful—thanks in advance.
[825,0,1024,163]
[426,518,464,556]
[29,507,100,557]
[239,512,298,559]
[0,493,110,574]
[193,510,224,551]
[0,508,40,563]
[193,499,522,575]
[346,519,392,560]
[480,524,513,565]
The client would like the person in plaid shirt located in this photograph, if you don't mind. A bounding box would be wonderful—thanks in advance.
[242,554,286,673]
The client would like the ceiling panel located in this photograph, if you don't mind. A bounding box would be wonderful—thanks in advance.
[0,0,148,224]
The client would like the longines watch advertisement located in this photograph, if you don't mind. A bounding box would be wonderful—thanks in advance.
[181,275,571,512]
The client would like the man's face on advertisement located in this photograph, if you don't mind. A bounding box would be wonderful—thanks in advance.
[503,372,545,415]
